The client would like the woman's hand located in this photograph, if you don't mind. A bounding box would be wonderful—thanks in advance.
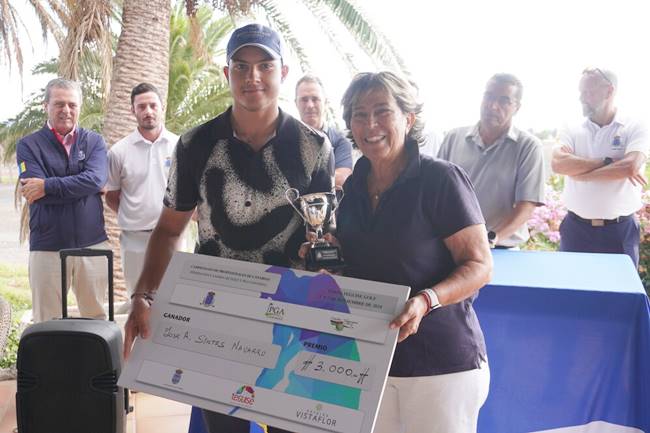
[298,233,340,258]
[390,294,429,343]
[298,233,342,275]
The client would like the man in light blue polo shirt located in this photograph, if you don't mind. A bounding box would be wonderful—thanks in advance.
[438,73,545,248]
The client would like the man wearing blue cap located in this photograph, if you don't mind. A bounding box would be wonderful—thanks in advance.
[123,24,333,433]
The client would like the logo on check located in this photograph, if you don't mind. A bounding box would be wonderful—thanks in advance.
[295,403,338,427]
[201,291,216,307]
[330,317,357,331]
[265,302,285,320]
[171,368,183,385]
[232,385,255,406]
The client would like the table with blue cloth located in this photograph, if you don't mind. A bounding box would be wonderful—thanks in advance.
[476,250,650,433]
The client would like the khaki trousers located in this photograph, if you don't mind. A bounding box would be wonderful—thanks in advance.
[29,241,110,322]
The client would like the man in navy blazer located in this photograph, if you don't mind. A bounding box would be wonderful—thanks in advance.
[16,78,109,322]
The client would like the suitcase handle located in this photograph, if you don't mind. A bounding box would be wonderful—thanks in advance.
[59,248,114,322]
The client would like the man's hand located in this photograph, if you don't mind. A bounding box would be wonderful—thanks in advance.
[628,172,648,187]
[560,144,574,154]
[123,297,152,359]
[389,294,429,343]
[20,178,46,203]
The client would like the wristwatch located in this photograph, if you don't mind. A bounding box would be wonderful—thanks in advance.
[419,288,442,313]
[487,230,497,246]
[603,157,613,166]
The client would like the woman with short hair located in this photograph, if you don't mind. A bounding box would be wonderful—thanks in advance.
[323,71,492,433]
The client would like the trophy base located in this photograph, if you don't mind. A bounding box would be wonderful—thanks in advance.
[306,245,345,272]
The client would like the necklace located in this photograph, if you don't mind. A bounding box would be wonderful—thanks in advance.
[368,179,389,204]
[367,155,408,206]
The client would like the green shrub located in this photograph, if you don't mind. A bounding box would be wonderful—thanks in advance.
[0,317,22,369]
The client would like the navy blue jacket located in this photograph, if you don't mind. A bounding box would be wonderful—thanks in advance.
[16,125,108,251]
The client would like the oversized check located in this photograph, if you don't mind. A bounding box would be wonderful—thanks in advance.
[119,252,410,433]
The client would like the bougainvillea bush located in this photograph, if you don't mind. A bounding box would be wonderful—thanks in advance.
[636,191,650,292]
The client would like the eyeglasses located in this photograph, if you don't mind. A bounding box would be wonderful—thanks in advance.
[582,68,613,86]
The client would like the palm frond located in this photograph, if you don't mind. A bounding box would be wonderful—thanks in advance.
[166,3,233,134]
[58,0,113,103]
[311,0,409,75]
[15,179,29,244]
[257,0,312,73]
[209,0,261,21]
[0,0,25,77]
[299,0,360,76]
[0,96,45,164]
[26,0,65,49]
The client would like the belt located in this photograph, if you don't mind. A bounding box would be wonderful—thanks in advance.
[568,211,634,227]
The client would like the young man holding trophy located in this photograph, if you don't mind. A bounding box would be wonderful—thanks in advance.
[123,23,334,433]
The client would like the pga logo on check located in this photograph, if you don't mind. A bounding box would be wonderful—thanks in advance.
[264,302,285,320]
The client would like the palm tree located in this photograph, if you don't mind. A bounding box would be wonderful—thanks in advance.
[165,3,233,134]
[102,0,171,146]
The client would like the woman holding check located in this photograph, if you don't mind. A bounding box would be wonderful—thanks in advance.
[303,71,492,433]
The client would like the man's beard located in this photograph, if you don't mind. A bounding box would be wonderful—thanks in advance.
[140,119,159,130]
[582,101,605,118]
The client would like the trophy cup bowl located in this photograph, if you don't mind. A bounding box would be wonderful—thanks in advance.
[286,188,344,271]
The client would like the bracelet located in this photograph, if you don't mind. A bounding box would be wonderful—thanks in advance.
[419,288,442,312]
[131,292,155,303]
[417,291,431,311]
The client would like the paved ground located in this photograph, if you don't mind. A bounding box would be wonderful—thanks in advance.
[0,182,28,268]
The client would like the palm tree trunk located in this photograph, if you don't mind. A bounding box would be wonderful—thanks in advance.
[103,0,171,145]
[102,0,171,299]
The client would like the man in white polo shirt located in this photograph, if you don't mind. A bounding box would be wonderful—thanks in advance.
[438,73,545,248]
[552,68,648,267]
[106,83,179,312]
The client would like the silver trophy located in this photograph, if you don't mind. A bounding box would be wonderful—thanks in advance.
[285,188,344,271]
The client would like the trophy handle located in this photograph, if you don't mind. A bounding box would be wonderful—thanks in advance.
[333,189,344,211]
[285,188,308,224]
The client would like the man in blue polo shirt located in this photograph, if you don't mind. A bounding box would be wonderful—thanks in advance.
[16,78,109,322]
[295,74,353,189]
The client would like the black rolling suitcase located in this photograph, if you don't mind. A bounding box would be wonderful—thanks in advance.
[15,248,129,433]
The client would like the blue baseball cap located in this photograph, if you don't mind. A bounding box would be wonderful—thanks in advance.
[227,24,283,62]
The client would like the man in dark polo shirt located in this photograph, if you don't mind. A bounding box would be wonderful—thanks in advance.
[295,74,353,189]
[123,24,333,433]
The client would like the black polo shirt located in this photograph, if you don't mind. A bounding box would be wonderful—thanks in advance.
[336,142,487,377]
[164,107,334,267]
